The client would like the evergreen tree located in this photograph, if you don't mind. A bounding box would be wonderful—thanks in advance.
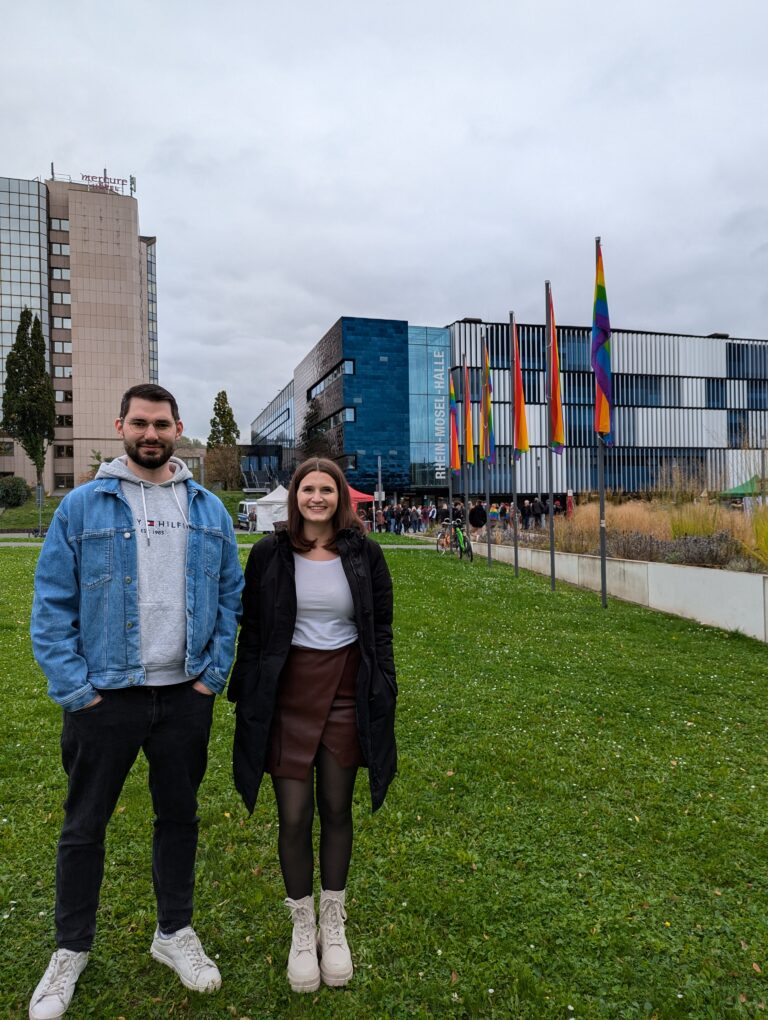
[1,307,55,488]
[207,390,240,447]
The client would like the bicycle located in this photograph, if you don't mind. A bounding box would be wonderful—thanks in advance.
[435,519,474,562]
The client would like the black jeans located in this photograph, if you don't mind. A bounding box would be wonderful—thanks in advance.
[55,682,215,951]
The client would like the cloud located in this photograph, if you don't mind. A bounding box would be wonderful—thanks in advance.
[2,0,767,436]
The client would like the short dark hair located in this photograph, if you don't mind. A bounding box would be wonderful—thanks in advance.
[120,384,180,422]
[287,457,364,552]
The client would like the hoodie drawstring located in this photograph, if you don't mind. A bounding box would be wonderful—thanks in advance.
[140,482,189,547]
[140,483,151,547]
[172,483,189,528]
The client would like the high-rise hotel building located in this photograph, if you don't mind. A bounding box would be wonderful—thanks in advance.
[0,172,156,490]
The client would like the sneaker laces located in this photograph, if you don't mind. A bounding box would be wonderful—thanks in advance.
[40,953,81,1000]
[320,898,347,946]
[174,931,211,977]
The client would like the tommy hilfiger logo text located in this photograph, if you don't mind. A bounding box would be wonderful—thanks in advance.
[136,518,189,531]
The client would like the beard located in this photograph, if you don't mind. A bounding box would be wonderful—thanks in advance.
[123,436,176,470]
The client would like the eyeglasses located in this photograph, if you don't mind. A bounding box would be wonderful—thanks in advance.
[122,418,177,434]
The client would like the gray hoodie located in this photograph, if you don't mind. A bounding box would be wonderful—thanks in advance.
[96,455,193,686]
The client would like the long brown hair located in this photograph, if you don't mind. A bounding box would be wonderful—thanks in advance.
[287,457,365,552]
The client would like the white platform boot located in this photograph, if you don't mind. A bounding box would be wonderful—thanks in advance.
[317,888,353,987]
[284,895,320,993]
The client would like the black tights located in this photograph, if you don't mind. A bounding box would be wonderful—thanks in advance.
[271,745,358,900]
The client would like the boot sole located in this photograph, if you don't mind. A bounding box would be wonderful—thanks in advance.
[288,972,321,993]
[320,964,354,987]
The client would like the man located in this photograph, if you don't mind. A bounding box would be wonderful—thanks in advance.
[29,384,243,1020]
[468,499,487,539]
[532,495,545,529]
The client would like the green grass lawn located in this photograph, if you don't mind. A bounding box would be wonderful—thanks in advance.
[1,547,767,1018]
[0,494,62,531]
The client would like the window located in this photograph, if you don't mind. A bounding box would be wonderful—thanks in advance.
[54,341,72,354]
[55,390,72,403]
[308,407,355,438]
[336,454,357,470]
[52,292,71,304]
[50,243,70,256]
[56,414,73,428]
[50,218,70,232]
[0,440,13,456]
[747,379,768,410]
[308,360,355,400]
[53,317,72,329]
[51,267,71,280]
[54,474,74,489]
[55,445,74,458]
[705,378,726,410]
[54,366,73,378]
[728,409,748,449]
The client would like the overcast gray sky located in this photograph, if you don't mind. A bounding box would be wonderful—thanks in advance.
[3,0,767,439]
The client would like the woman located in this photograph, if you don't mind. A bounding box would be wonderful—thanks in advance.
[229,458,397,994]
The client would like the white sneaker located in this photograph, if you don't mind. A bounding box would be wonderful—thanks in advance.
[150,926,221,992]
[318,889,353,987]
[285,895,320,993]
[29,949,89,1020]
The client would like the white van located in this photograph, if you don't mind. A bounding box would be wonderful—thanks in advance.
[237,500,260,529]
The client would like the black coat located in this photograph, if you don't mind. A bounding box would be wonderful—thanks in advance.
[228,528,397,813]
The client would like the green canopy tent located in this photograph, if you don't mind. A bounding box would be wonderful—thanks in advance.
[720,475,765,497]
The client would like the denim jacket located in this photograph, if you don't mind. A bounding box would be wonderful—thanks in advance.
[31,477,244,712]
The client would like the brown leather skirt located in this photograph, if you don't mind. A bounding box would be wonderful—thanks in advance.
[266,642,365,779]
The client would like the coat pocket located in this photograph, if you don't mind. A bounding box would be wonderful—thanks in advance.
[79,530,114,588]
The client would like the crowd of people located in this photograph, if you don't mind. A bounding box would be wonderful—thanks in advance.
[357,495,566,538]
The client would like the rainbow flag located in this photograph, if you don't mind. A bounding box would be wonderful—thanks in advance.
[463,359,474,464]
[548,289,565,453]
[591,240,613,444]
[479,342,495,463]
[449,373,461,472]
[512,315,528,460]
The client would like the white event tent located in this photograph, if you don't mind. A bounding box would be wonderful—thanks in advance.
[254,485,289,532]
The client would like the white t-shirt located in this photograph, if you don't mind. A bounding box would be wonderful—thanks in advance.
[292,554,358,650]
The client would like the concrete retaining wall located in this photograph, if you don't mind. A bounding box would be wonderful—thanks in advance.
[487,542,767,642]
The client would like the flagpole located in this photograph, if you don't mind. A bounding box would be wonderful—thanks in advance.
[462,353,471,534]
[484,340,492,568]
[448,446,453,533]
[510,311,519,576]
[545,280,556,592]
[596,236,608,608]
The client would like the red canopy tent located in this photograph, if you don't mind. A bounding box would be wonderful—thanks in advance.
[348,486,374,512]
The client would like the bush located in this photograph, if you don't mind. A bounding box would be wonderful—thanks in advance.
[0,475,31,508]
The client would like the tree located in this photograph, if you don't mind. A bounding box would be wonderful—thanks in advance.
[78,449,109,485]
[207,390,240,447]
[205,444,242,490]
[206,390,241,489]
[1,307,55,489]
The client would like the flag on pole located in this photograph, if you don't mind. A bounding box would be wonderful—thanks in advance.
[512,315,529,460]
[479,342,496,463]
[591,239,613,444]
[548,289,565,453]
[463,359,474,464]
[449,373,461,472]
